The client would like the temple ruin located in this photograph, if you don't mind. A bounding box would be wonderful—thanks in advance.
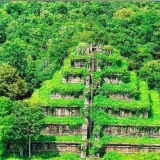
[27,43,159,158]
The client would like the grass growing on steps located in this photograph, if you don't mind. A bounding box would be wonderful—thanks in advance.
[4,152,160,160]
[31,152,79,160]
[45,116,84,126]
[98,71,138,96]
[93,90,160,126]
[93,80,150,112]
[30,71,85,107]
[94,52,129,83]
[3,152,79,160]
[34,135,83,143]
[90,135,160,157]
[99,135,160,145]
[101,151,160,160]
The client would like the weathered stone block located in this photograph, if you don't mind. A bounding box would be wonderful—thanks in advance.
[42,124,82,136]
[82,124,88,140]
[86,76,90,88]
[84,97,89,105]
[73,59,85,68]
[68,76,83,84]
[81,144,87,158]
[95,132,100,140]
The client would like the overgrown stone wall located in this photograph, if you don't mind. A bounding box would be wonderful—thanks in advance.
[41,124,82,135]
[104,144,160,154]
[30,43,154,158]
[32,142,81,153]
[106,108,148,118]
[103,125,160,137]
[72,59,85,68]
[44,106,81,117]
[103,74,123,84]
[62,74,83,84]
[7,142,81,154]
[109,93,133,101]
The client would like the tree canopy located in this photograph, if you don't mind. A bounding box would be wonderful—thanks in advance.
[139,60,160,90]
[3,101,44,158]
[0,2,160,96]
[0,64,28,100]
[0,1,160,159]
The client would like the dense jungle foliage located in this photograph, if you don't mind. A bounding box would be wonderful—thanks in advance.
[0,1,160,159]
[0,1,160,99]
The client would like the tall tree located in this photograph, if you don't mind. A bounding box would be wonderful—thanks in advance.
[0,97,12,158]
[3,101,44,158]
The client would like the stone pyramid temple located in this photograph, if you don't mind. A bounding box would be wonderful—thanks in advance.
[30,43,160,158]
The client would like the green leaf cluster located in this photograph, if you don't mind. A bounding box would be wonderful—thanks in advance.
[45,116,84,127]
[34,135,82,143]
[93,90,159,126]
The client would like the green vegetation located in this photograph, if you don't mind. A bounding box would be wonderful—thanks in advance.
[3,101,44,159]
[62,52,90,76]
[30,70,84,106]
[0,126,4,158]
[3,152,160,160]
[0,2,159,96]
[140,60,160,90]
[35,135,82,143]
[90,133,160,158]
[45,116,84,127]
[102,152,160,160]
[0,1,160,159]
[3,152,79,160]
[98,72,138,96]
[93,90,159,126]
[0,96,12,120]
[93,80,150,112]
[49,98,84,107]
[95,135,160,145]
[0,64,27,100]
[32,152,79,160]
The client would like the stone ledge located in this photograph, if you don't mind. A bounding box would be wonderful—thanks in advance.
[41,124,82,136]
[103,125,160,137]
[103,144,160,153]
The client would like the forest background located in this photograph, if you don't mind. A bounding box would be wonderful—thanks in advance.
[0,1,160,159]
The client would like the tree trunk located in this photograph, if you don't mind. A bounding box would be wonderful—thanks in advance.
[29,136,31,159]
[19,147,23,157]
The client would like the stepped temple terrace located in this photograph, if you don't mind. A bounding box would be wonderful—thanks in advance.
[8,43,160,158]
